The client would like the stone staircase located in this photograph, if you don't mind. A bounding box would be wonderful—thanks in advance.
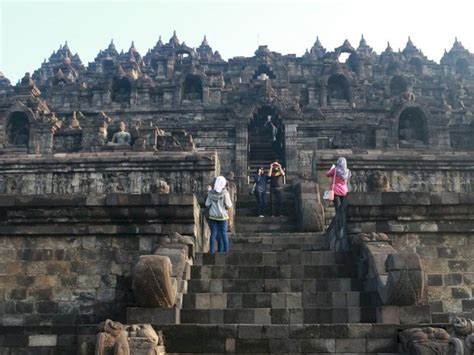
[158,190,405,354]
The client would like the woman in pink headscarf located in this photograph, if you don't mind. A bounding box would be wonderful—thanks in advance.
[205,176,233,253]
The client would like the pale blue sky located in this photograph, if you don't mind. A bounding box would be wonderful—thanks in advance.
[1,0,474,82]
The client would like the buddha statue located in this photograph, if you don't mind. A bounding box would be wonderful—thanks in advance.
[109,121,131,146]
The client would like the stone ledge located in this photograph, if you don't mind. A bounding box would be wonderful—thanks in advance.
[348,192,474,206]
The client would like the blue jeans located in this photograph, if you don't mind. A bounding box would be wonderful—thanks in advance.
[255,191,266,215]
[208,219,229,253]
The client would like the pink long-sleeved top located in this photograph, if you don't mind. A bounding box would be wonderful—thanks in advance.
[326,167,349,197]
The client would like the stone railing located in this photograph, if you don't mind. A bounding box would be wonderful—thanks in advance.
[0,150,219,200]
[347,191,474,323]
[293,180,325,233]
[0,193,207,329]
[314,150,474,193]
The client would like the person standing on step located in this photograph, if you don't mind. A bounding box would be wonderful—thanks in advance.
[325,157,351,209]
[253,167,268,217]
[268,159,285,217]
[205,176,233,253]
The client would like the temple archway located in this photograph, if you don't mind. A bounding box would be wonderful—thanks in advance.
[390,76,408,96]
[252,65,276,80]
[112,77,131,103]
[398,107,428,147]
[248,106,285,173]
[182,75,203,102]
[327,74,350,103]
[455,58,470,75]
[6,111,30,147]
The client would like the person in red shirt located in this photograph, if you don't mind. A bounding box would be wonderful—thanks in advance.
[325,157,351,209]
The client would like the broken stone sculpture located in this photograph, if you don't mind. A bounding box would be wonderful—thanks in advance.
[133,255,177,308]
[400,326,450,354]
[95,319,164,355]
[449,316,474,355]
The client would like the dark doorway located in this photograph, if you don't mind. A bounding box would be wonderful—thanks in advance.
[398,107,428,147]
[327,74,350,103]
[6,112,30,147]
[455,59,469,75]
[112,77,131,104]
[182,75,203,102]
[248,106,285,174]
[252,65,276,80]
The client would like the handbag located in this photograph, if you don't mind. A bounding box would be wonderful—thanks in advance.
[323,169,337,201]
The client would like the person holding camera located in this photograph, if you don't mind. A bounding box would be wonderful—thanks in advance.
[268,159,285,217]
[253,167,268,217]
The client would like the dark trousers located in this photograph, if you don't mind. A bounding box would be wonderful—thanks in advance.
[255,191,266,215]
[270,188,283,216]
[208,219,229,253]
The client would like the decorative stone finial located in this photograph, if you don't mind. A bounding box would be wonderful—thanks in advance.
[201,35,209,46]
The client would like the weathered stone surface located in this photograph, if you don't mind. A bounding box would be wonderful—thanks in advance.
[132,255,177,308]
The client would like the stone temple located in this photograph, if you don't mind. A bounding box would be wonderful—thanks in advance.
[0,33,474,354]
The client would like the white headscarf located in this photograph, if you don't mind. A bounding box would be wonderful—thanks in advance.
[335,157,351,180]
[213,176,227,193]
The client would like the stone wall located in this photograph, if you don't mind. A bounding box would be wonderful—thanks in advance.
[347,192,474,322]
[0,150,219,199]
[314,150,474,193]
[0,193,206,328]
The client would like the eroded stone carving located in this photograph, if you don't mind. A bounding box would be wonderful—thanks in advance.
[133,255,177,308]
[449,316,474,355]
[95,319,164,355]
[358,238,425,306]
[400,327,450,355]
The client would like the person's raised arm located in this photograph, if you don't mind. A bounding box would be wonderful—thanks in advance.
[268,164,273,177]
[325,164,336,177]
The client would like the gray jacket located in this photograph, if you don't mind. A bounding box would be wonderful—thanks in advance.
[205,189,233,220]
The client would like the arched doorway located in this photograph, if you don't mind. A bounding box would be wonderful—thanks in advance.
[248,106,285,174]
[398,107,428,147]
[327,74,350,103]
[182,75,203,102]
[455,59,469,75]
[112,77,131,104]
[6,111,30,147]
[252,65,276,80]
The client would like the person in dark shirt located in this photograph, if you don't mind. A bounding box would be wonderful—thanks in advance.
[268,160,285,217]
[253,167,268,217]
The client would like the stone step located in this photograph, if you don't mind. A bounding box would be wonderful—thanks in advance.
[182,291,368,310]
[194,251,356,266]
[180,307,372,324]
[236,216,294,224]
[230,243,328,252]
[190,264,358,280]
[232,232,325,238]
[235,224,298,233]
[187,278,362,293]
[162,323,401,354]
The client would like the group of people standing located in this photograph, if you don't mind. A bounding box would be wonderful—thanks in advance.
[253,159,285,217]
[204,157,351,254]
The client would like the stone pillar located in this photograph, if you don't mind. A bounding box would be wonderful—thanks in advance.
[284,122,298,182]
[235,121,248,190]
[320,84,327,107]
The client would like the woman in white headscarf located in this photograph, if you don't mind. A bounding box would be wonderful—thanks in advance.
[205,176,233,253]
[326,157,351,208]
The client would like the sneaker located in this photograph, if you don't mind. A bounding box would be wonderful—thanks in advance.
[258,215,264,218]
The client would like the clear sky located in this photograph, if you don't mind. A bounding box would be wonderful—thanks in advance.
[1,0,474,83]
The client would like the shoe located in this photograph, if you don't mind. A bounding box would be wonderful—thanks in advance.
[258,215,264,218]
